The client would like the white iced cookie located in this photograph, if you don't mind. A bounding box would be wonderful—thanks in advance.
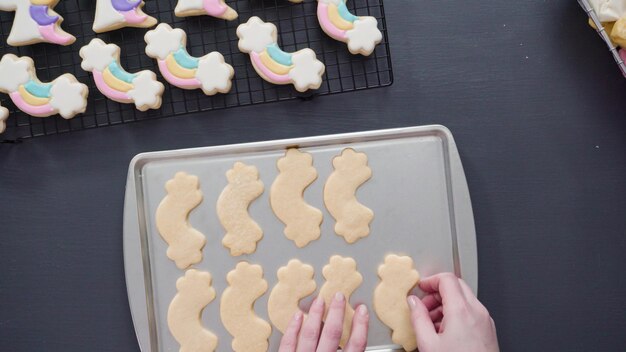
[174,0,237,20]
[155,172,206,270]
[0,104,8,134]
[93,0,157,33]
[237,16,326,93]
[0,0,75,46]
[270,148,323,248]
[145,24,234,95]
[168,269,219,352]
[80,39,164,111]
[318,255,363,348]
[323,148,373,243]
[316,0,382,55]
[589,0,626,22]
[0,54,88,119]
[373,254,420,351]
[267,259,317,333]
[220,262,272,352]
[217,162,264,256]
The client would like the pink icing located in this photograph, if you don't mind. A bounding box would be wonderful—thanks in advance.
[250,52,291,84]
[39,24,73,45]
[93,70,132,102]
[157,60,201,88]
[317,3,348,40]
[203,0,228,17]
[9,91,55,116]
[122,9,147,24]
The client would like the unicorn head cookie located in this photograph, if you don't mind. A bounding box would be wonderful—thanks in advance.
[0,0,75,46]
[93,0,157,33]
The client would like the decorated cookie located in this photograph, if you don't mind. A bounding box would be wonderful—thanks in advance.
[93,0,157,33]
[174,0,237,20]
[0,104,8,134]
[145,24,234,95]
[0,0,75,46]
[589,0,626,22]
[237,16,325,93]
[80,39,164,111]
[0,54,88,119]
[316,0,382,56]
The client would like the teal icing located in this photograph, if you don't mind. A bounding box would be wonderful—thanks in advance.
[108,61,136,83]
[173,47,199,69]
[266,43,293,66]
[24,79,51,98]
[338,1,358,23]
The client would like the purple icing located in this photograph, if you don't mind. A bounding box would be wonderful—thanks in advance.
[111,0,142,12]
[29,5,59,26]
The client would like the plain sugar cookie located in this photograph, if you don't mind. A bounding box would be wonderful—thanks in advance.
[267,259,317,333]
[373,254,420,351]
[93,0,157,33]
[323,148,374,243]
[0,54,88,119]
[220,262,272,352]
[237,17,325,92]
[217,162,264,256]
[174,0,237,20]
[0,0,75,46]
[168,269,218,352]
[155,172,206,270]
[318,255,363,348]
[270,148,323,248]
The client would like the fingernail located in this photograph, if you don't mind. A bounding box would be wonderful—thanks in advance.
[313,297,324,308]
[357,304,368,316]
[334,292,345,302]
[407,295,417,308]
[294,310,303,321]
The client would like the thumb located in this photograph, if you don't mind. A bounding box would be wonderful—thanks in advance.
[408,295,438,349]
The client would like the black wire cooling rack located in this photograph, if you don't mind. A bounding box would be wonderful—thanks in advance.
[0,0,392,141]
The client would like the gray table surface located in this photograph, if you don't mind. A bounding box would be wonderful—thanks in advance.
[1,1,625,351]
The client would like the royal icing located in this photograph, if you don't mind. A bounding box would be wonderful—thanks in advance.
[0,103,8,134]
[0,0,75,46]
[237,17,325,92]
[174,0,238,21]
[145,24,234,95]
[80,39,164,111]
[93,0,157,33]
[0,54,88,119]
[589,0,626,22]
[317,0,382,56]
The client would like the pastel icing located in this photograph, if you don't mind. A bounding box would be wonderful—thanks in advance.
[316,0,382,56]
[144,23,234,95]
[93,0,157,33]
[111,0,141,12]
[0,0,75,46]
[237,17,325,92]
[174,0,238,21]
[0,54,88,118]
[80,38,164,111]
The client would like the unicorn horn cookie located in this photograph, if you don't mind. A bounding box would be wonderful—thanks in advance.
[237,16,325,93]
[174,0,237,21]
[0,54,88,119]
[80,39,164,111]
[93,0,157,33]
[0,104,8,134]
[316,0,382,56]
[145,24,234,95]
[0,0,75,46]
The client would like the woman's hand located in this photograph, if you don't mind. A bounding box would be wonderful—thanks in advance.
[278,293,370,352]
[408,273,500,352]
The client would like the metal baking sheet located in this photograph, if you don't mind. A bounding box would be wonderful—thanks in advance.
[123,125,477,352]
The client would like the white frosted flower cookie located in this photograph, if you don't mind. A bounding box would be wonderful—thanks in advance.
[0,0,75,46]
[0,104,8,134]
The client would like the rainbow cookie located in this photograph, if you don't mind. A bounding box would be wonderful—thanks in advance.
[174,0,237,20]
[0,0,75,46]
[316,0,382,56]
[237,17,325,93]
[0,103,8,134]
[145,24,234,95]
[80,39,164,111]
[0,54,88,120]
[93,0,157,33]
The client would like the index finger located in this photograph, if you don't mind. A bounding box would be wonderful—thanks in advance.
[418,273,467,313]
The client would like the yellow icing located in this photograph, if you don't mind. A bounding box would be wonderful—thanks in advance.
[103,67,133,92]
[259,50,291,75]
[18,85,49,106]
[166,54,197,79]
[328,4,354,31]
